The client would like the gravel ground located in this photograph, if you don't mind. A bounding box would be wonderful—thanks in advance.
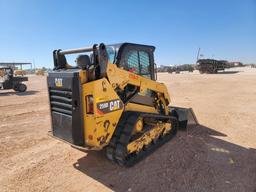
[0,67,256,192]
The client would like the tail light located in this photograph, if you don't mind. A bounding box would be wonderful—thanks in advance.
[86,95,94,114]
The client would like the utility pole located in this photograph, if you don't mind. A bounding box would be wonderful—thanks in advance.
[196,47,201,62]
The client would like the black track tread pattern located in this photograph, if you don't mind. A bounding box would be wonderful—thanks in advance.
[106,111,178,167]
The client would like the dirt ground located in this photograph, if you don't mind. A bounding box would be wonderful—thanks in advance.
[0,67,256,192]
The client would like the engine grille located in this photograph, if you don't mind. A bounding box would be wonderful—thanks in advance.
[49,88,73,116]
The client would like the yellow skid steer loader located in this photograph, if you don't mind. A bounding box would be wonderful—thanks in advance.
[47,43,189,166]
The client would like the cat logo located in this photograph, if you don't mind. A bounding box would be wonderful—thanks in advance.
[96,99,123,115]
[55,78,63,87]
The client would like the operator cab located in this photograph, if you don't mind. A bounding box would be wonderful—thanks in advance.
[107,43,156,80]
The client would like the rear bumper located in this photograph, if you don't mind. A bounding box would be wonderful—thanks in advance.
[47,131,100,151]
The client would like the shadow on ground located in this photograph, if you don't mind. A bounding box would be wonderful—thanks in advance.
[0,90,38,96]
[73,124,256,192]
[217,71,240,74]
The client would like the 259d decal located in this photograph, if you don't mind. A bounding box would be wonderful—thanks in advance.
[96,99,123,115]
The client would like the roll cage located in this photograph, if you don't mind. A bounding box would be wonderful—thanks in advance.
[53,42,156,80]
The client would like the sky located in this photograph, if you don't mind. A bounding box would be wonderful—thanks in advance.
[0,0,255,68]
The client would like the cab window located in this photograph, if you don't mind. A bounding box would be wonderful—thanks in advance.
[139,51,150,78]
[121,49,151,79]
[126,50,139,73]
[106,46,116,64]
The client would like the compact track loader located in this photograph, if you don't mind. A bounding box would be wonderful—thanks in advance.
[47,43,188,166]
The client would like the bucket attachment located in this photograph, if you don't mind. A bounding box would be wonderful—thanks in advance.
[169,106,198,130]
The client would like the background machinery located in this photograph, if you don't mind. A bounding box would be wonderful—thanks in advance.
[14,70,27,76]
[0,67,28,92]
[36,69,45,76]
[196,59,229,74]
[47,43,188,166]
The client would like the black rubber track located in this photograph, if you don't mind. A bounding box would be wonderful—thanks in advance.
[105,111,178,167]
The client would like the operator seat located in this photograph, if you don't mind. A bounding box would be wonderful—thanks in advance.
[76,54,95,81]
[76,54,91,70]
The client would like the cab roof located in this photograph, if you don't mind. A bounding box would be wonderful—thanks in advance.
[107,42,155,51]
